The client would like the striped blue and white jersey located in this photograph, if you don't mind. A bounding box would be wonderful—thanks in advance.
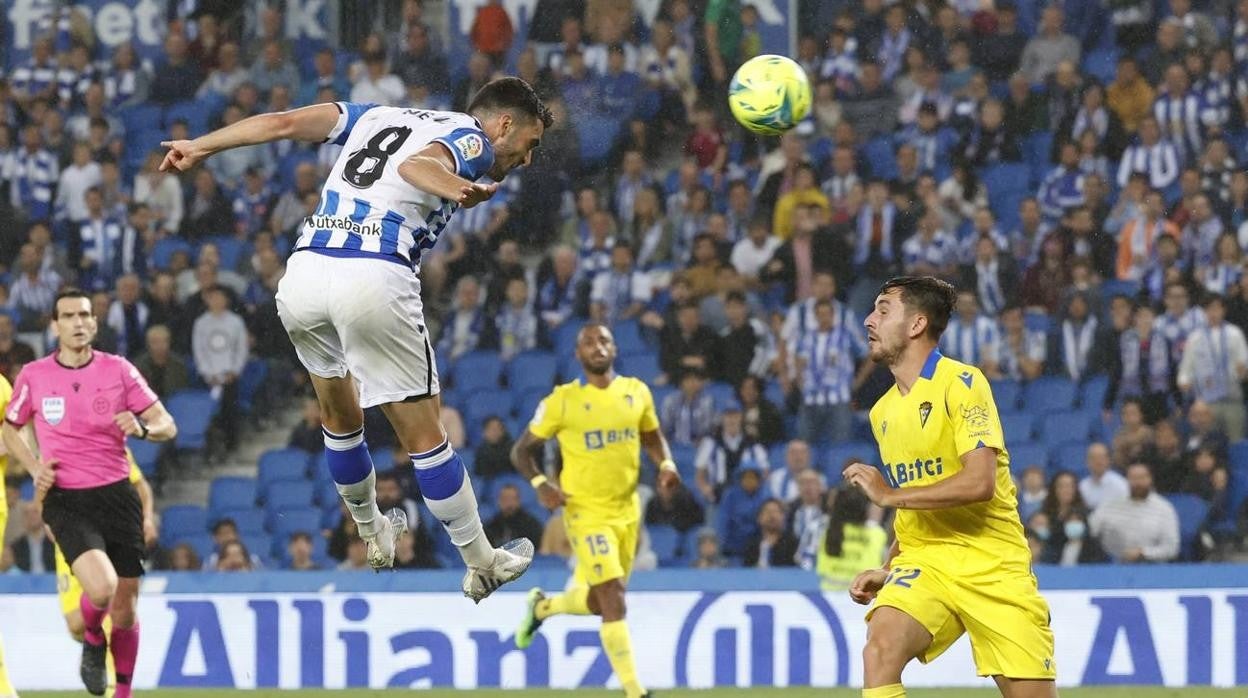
[296,102,495,270]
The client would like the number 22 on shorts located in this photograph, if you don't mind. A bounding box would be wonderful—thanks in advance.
[883,567,922,588]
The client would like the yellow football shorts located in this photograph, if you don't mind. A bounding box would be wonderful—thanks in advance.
[867,553,1057,680]
[566,507,638,588]
[55,544,83,617]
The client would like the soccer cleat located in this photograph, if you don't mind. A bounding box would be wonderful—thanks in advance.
[365,509,408,570]
[462,538,535,604]
[514,587,546,648]
[80,637,108,696]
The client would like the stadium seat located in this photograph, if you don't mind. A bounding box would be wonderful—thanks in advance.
[1049,442,1091,478]
[1229,441,1248,470]
[160,505,208,546]
[1023,131,1054,185]
[669,443,698,475]
[263,480,316,511]
[453,351,503,393]
[990,380,1022,412]
[240,533,274,564]
[1022,377,1077,414]
[706,381,736,408]
[507,351,558,393]
[1009,444,1050,474]
[552,321,581,358]
[612,319,648,355]
[999,413,1036,444]
[269,508,323,541]
[316,480,341,510]
[213,509,266,536]
[577,115,622,165]
[257,448,311,486]
[516,388,547,425]
[465,389,515,439]
[648,525,682,566]
[619,352,661,384]
[237,359,270,416]
[823,441,878,483]
[1165,494,1210,561]
[1078,376,1110,410]
[151,238,194,271]
[861,137,898,180]
[1221,463,1248,533]
[118,104,163,136]
[209,477,257,514]
[486,473,541,514]
[163,99,211,135]
[166,390,219,452]
[175,533,216,562]
[128,437,163,478]
[530,554,568,570]
[1101,280,1141,302]
[1081,48,1119,85]
[1040,412,1097,445]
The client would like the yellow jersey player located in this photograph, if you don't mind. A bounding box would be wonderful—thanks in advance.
[509,323,679,698]
[0,373,17,698]
[53,451,155,698]
[844,277,1057,698]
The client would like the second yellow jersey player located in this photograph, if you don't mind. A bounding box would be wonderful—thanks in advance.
[845,277,1058,698]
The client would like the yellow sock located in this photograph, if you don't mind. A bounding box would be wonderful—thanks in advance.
[536,586,591,620]
[863,683,906,698]
[0,630,15,695]
[600,619,644,698]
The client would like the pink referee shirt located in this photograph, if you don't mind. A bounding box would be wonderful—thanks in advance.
[6,351,159,490]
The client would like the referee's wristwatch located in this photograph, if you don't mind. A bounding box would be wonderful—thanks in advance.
[136,417,150,440]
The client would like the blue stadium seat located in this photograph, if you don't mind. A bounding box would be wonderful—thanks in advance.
[1049,442,1091,478]
[669,443,698,477]
[530,554,568,570]
[118,104,163,135]
[212,509,266,536]
[159,505,208,546]
[1222,463,1248,532]
[516,388,547,425]
[767,443,789,473]
[175,533,215,562]
[128,437,163,478]
[209,477,257,514]
[990,380,1022,412]
[453,351,503,392]
[166,390,218,451]
[316,480,341,510]
[619,353,661,384]
[275,533,330,566]
[612,319,648,355]
[1101,280,1141,301]
[265,481,316,511]
[1078,376,1110,410]
[269,508,323,541]
[648,525,682,566]
[984,163,1031,195]
[465,389,514,437]
[1000,413,1036,443]
[1040,412,1097,445]
[1165,494,1210,561]
[507,351,558,393]
[706,381,736,408]
[240,533,274,564]
[257,448,311,486]
[577,115,622,165]
[552,321,581,358]
[486,473,541,514]
[163,99,211,135]
[1023,131,1054,184]
[1009,444,1050,473]
[151,238,194,270]
[823,442,878,483]
[1081,48,1119,85]
[651,385,677,412]
[237,359,269,416]
[1229,441,1248,470]
[1023,377,1077,414]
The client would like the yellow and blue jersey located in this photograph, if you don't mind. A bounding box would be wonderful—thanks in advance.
[0,374,10,519]
[869,348,1030,572]
[528,375,659,522]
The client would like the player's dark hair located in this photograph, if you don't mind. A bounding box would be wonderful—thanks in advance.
[468,77,554,129]
[879,276,957,341]
[53,287,92,316]
[824,485,870,557]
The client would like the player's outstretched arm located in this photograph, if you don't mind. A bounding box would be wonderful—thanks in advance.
[845,447,997,510]
[161,103,342,172]
[510,428,566,509]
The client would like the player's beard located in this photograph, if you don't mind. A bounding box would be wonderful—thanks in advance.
[868,331,903,366]
[583,359,613,376]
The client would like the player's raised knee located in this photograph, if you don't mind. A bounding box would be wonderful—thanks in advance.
[862,630,912,672]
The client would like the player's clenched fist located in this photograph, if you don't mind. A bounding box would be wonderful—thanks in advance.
[536,480,567,510]
[113,411,145,438]
[849,568,888,605]
[844,463,892,507]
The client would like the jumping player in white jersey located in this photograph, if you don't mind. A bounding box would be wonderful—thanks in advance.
[160,78,552,602]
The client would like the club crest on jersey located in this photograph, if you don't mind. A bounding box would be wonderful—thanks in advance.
[918,401,932,428]
[454,133,484,161]
[962,403,991,433]
[624,395,634,408]
[881,420,888,435]
[42,397,65,426]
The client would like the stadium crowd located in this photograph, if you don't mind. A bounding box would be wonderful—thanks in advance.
[3,0,1248,582]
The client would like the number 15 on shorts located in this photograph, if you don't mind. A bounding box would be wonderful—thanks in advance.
[884,567,921,588]
[585,534,611,556]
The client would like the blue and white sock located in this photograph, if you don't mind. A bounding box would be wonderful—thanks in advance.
[324,427,383,538]
[411,439,493,567]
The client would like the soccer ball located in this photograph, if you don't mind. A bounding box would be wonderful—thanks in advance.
[728,54,813,136]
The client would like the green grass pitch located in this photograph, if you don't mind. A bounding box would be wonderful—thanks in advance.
[23,689,1243,697]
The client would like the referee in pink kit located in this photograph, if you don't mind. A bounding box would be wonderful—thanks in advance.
[2,289,176,697]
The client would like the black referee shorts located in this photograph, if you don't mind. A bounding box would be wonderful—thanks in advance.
[42,478,146,578]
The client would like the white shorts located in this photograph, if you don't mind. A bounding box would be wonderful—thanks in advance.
[276,251,441,408]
